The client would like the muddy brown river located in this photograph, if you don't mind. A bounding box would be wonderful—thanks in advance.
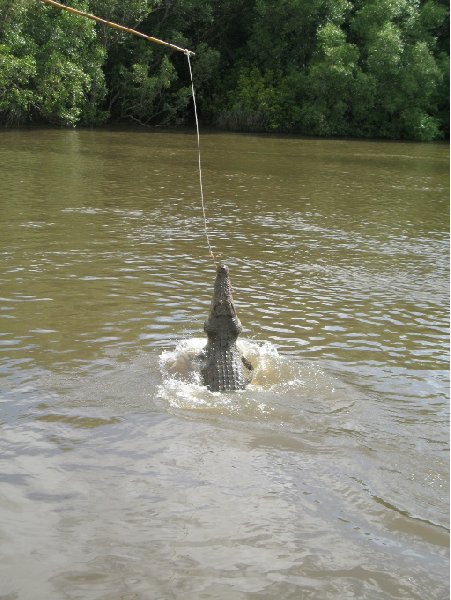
[0,129,449,599]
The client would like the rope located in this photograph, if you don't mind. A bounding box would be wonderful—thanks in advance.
[186,51,217,267]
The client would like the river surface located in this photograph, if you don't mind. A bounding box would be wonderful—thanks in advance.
[0,129,449,600]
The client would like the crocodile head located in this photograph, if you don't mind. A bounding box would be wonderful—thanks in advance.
[204,264,242,345]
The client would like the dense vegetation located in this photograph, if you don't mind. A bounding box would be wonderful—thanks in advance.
[0,0,448,140]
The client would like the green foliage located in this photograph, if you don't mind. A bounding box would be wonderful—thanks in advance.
[0,44,36,125]
[0,0,448,139]
[350,0,445,140]
[218,66,280,131]
[300,24,361,136]
[0,0,107,126]
[109,47,189,125]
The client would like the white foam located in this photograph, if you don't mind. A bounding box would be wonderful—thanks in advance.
[157,337,358,423]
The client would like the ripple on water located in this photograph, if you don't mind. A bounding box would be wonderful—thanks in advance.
[0,131,448,600]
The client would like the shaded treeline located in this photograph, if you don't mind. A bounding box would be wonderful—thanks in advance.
[0,0,448,140]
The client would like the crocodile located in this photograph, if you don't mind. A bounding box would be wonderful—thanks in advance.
[200,264,253,392]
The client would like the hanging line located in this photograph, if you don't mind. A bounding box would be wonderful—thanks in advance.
[185,52,217,267]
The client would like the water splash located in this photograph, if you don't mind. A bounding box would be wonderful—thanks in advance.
[157,338,355,421]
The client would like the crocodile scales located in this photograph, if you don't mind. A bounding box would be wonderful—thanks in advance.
[200,264,253,392]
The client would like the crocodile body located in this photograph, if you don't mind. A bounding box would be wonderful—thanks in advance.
[200,264,253,392]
